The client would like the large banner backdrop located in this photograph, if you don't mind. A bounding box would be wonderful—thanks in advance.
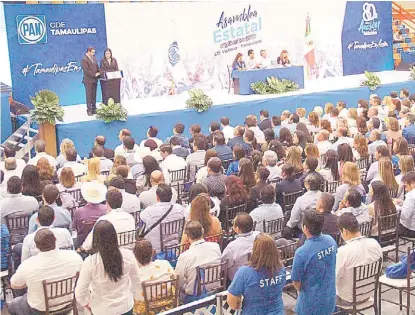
[341,1,393,75]
[4,1,395,106]
[4,4,107,106]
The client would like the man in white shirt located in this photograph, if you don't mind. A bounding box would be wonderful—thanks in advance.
[120,136,142,167]
[222,213,260,281]
[245,115,266,144]
[371,96,388,120]
[27,140,56,168]
[139,184,184,253]
[80,188,136,251]
[9,229,82,315]
[366,146,390,183]
[0,176,38,225]
[337,101,348,119]
[336,213,382,306]
[0,147,26,173]
[21,205,73,262]
[114,128,140,156]
[316,130,333,155]
[1,158,22,186]
[108,176,140,214]
[246,49,260,70]
[221,117,234,143]
[332,127,354,151]
[329,108,339,131]
[368,129,387,155]
[258,49,271,68]
[250,185,284,232]
[56,148,86,177]
[139,126,163,148]
[175,221,221,301]
[138,171,178,209]
[91,145,113,172]
[159,145,187,172]
[262,150,282,181]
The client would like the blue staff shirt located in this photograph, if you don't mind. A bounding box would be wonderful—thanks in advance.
[291,234,337,315]
[228,265,286,315]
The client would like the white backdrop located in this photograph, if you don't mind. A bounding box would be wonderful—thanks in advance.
[105,0,347,100]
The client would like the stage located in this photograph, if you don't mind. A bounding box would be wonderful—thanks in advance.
[56,70,415,157]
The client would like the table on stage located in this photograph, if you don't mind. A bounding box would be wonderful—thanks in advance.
[231,66,305,95]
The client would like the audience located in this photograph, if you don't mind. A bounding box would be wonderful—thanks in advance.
[108,176,140,213]
[212,132,233,161]
[249,166,270,209]
[170,136,189,159]
[275,164,302,206]
[57,148,86,177]
[56,138,81,169]
[291,210,336,315]
[336,213,382,307]
[27,140,57,169]
[0,147,26,173]
[398,171,415,237]
[21,165,42,197]
[335,188,370,224]
[262,150,282,181]
[89,135,115,159]
[114,129,139,156]
[91,145,113,172]
[138,170,178,208]
[164,123,189,148]
[175,221,221,303]
[160,144,187,172]
[315,192,339,239]
[139,126,163,148]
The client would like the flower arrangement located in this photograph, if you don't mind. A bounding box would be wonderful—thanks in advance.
[251,76,299,95]
[185,88,213,113]
[95,98,128,123]
[360,71,381,91]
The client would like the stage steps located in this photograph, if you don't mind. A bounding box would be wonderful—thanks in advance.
[1,119,39,159]
[392,2,415,67]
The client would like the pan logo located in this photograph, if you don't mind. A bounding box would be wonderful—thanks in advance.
[17,15,47,44]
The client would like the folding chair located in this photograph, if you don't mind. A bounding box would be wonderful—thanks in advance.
[160,218,186,250]
[100,170,110,176]
[42,272,80,315]
[221,159,233,173]
[175,181,193,206]
[326,181,341,194]
[169,168,187,183]
[196,261,228,296]
[142,275,180,315]
[63,189,85,207]
[117,229,137,247]
[130,210,141,228]
[359,220,373,238]
[224,204,247,235]
[205,232,224,251]
[379,246,415,315]
[162,242,190,267]
[5,214,31,245]
[281,190,304,223]
[356,157,370,170]
[74,174,83,183]
[378,212,400,261]
[389,186,399,198]
[58,244,74,250]
[334,258,382,315]
[263,217,285,239]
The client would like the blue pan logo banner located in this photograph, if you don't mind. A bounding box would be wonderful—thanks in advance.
[17,15,47,44]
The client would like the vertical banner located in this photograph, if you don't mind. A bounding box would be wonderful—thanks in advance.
[4,4,107,107]
[341,1,393,76]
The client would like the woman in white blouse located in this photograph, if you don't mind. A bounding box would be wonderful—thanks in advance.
[75,220,140,315]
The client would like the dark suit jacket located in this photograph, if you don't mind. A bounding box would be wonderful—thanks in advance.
[88,146,115,160]
[81,54,99,84]
[100,57,119,74]
[173,147,190,159]
[259,118,272,131]
[275,179,302,206]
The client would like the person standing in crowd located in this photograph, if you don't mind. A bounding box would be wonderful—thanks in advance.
[81,46,100,116]
[291,210,337,315]
[227,234,286,314]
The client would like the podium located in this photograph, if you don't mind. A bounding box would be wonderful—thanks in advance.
[100,70,123,105]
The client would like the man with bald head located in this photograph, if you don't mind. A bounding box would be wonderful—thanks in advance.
[316,130,333,155]
[332,127,353,151]
[9,229,82,315]
[138,170,178,208]
[368,129,387,155]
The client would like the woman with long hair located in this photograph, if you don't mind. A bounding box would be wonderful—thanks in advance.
[356,116,368,135]
[37,157,56,190]
[227,233,286,314]
[238,158,256,191]
[56,138,81,169]
[304,143,320,170]
[319,149,340,182]
[227,145,246,176]
[21,165,42,197]
[337,143,354,177]
[353,134,369,160]
[83,157,106,183]
[323,103,334,120]
[396,155,414,199]
[285,146,303,174]
[384,117,402,145]
[278,127,293,147]
[196,149,218,184]
[307,111,320,134]
[184,183,220,219]
[269,140,286,166]
[357,99,369,116]
[392,137,409,169]
[135,156,163,194]
[347,108,358,136]
[250,150,263,173]
[296,123,313,143]
[320,119,333,134]
[232,53,246,70]
[293,130,307,151]
[56,167,82,208]
[371,157,399,191]
[368,181,397,236]
[182,193,222,244]
[392,98,401,116]
[333,162,365,211]
[219,176,248,224]
[75,220,140,315]
[277,49,290,66]
[262,128,275,152]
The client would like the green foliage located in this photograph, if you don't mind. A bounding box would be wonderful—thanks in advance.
[361,71,381,91]
[251,76,299,95]
[95,98,128,123]
[410,66,415,80]
[29,89,64,125]
[185,88,213,112]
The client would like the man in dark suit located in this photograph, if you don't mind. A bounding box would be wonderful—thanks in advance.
[259,109,272,131]
[88,135,115,159]
[81,46,100,116]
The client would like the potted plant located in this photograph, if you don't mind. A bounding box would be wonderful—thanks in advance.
[185,89,213,113]
[251,76,299,95]
[95,98,128,123]
[29,89,64,157]
[360,71,381,91]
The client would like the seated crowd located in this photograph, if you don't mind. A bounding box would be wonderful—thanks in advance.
[1,89,415,314]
